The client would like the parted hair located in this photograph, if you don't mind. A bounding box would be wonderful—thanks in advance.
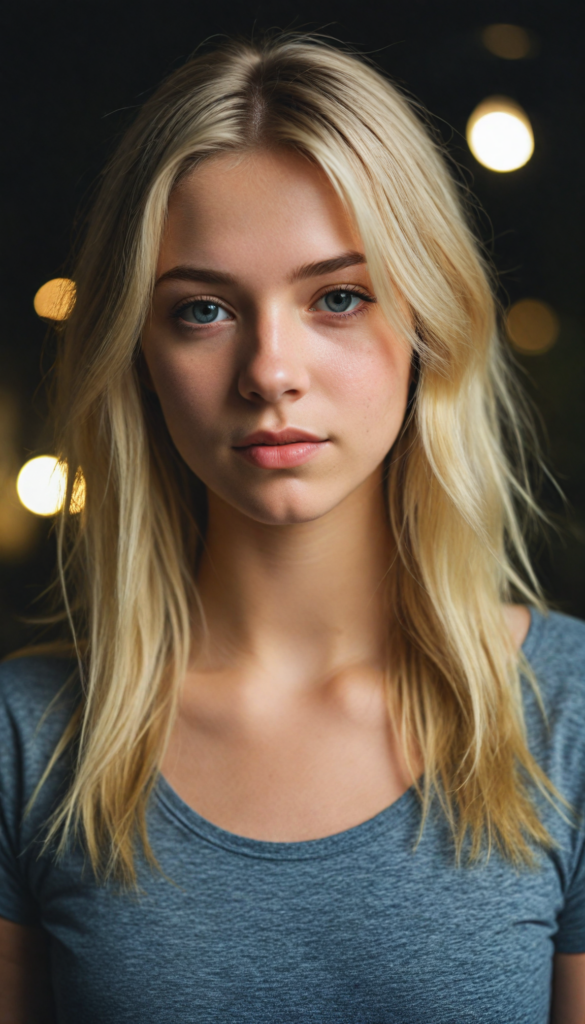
[32,32,578,885]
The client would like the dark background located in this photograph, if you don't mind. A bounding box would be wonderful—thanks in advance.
[0,0,582,657]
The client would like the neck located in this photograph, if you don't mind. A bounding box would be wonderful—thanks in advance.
[193,467,393,693]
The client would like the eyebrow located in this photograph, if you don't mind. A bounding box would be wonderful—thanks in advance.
[290,250,366,282]
[155,250,366,288]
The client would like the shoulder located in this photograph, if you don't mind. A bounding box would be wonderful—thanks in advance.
[0,651,80,726]
[0,652,80,792]
[524,605,585,658]
[521,607,585,801]
[522,607,585,710]
[0,654,81,923]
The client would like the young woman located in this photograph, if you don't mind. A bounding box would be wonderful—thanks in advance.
[0,34,583,1024]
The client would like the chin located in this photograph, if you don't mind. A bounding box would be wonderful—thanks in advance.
[230,484,342,527]
[256,509,328,526]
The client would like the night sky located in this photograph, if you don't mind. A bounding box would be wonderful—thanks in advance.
[0,0,583,656]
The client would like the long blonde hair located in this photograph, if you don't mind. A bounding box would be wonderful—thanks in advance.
[35,33,577,885]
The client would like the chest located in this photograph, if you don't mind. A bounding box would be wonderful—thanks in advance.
[160,671,422,842]
[37,803,560,1024]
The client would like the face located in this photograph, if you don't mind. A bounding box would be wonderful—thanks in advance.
[141,148,412,525]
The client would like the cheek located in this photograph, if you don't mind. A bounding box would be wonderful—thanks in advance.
[323,335,411,444]
[145,349,228,451]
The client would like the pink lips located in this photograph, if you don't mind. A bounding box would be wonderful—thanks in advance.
[233,428,329,469]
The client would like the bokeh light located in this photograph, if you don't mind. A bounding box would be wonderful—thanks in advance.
[16,456,85,516]
[506,299,560,355]
[33,278,76,320]
[482,24,532,60]
[466,97,534,172]
[17,456,66,515]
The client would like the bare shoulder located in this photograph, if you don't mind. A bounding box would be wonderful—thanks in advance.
[502,603,531,651]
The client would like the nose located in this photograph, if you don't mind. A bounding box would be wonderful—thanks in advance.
[237,306,310,405]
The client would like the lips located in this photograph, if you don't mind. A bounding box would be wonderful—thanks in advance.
[233,428,326,448]
[232,428,329,469]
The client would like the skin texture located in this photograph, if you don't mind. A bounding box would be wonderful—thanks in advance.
[2,148,581,1021]
[145,149,412,529]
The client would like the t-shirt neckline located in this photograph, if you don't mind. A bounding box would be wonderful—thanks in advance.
[155,605,545,861]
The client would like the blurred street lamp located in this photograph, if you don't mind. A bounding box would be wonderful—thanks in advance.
[482,24,533,60]
[466,97,534,172]
[16,456,85,516]
[33,278,76,320]
[506,299,560,355]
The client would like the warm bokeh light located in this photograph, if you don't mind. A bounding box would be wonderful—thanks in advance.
[17,456,66,516]
[33,278,76,320]
[506,299,560,355]
[16,456,85,516]
[69,472,86,515]
[482,24,532,60]
[466,97,534,172]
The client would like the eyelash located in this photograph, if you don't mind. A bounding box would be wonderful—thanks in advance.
[170,285,376,328]
[311,286,376,320]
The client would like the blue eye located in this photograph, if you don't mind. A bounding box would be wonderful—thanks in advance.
[315,290,364,314]
[181,301,231,325]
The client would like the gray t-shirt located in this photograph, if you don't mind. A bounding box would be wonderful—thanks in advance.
[0,607,584,1023]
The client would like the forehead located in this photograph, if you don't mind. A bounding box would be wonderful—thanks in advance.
[159,149,362,278]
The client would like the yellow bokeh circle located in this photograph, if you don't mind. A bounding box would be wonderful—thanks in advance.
[506,299,560,355]
[16,456,85,516]
[482,24,532,60]
[33,278,76,320]
[466,97,534,172]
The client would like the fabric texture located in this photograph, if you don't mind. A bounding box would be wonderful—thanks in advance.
[0,607,584,1023]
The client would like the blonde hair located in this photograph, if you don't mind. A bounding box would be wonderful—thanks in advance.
[35,33,577,884]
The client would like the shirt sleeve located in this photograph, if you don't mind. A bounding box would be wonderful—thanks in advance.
[527,612,585,955]
[0,671,41,924]
[554,830,585,953]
